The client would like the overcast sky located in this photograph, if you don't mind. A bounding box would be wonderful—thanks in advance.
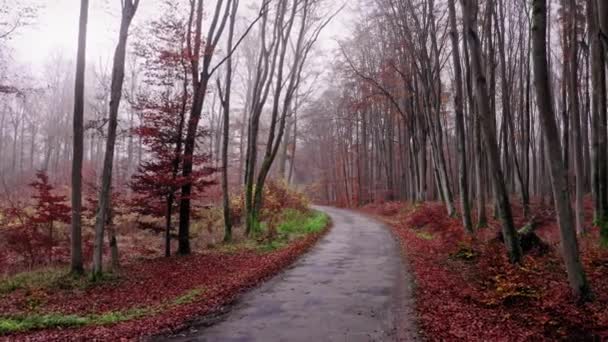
[9,0,354,75]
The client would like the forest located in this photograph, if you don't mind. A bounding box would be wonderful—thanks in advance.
[0,0,607,340]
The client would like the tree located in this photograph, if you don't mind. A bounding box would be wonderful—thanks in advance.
[591,0,608,244]
[448,0,473,234]
[565,0,585,234]
[70,0,89,275]
[218,0,240,242]
[530,0,591,300]
[130,1,215,256]
[178,0,265,254]
[92,0,140,276]
[29,170,71,262]
[461,0,521,263]
[244,0,337,234]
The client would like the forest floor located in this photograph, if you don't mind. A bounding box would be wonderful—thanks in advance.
[157,206,419,341]
[362,199,608,341]
[0,209,330,341]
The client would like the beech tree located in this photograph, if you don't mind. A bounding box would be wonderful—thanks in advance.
[178,0,264,254]
[461,0,521,262]
[531,0,591,300]
[218,0,240,242]
[70,0,89,275]
[93,0,140,277]
[244,0,337,234]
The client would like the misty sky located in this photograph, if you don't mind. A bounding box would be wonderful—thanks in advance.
[9,0,354,75]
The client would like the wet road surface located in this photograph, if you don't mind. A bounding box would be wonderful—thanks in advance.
[158,206,418,342]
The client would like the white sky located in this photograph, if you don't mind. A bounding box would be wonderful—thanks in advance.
[9,0,353,75]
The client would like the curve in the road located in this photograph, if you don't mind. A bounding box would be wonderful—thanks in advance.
[159,206,418,342]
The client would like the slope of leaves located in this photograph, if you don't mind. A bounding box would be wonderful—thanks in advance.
[363,201,608,341]
[0,214,330,341]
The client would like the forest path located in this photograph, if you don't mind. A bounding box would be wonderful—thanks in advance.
[159,206,418,342]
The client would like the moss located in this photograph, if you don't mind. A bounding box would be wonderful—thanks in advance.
[599,221,608,248]
[415,231,434,240]
[171,288,204,306]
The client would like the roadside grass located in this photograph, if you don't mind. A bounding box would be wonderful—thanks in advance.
[257,209,329,252]
[0,208,330,336]
[415,231,434,240]
[213,209,330,253]
[0,268,120,296]
[0,287,206,334]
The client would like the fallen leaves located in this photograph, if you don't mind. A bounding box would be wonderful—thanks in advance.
[0,226,329,341]
[363,200,608,341]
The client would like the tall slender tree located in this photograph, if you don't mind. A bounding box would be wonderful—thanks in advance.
[92,0,140,276]
[70,0,89,275]
[461,0,521,263]
[448,0,473,234]
[531,0,591,300]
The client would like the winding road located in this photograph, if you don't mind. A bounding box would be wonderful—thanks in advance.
[159,206,418,342]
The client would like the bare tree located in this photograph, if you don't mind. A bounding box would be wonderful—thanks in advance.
[70,0,90,275]
[92,0,140,276]
[461,0,521,263]
[531,0,590,300]
[218,0,240,242]
[448,0,473,234]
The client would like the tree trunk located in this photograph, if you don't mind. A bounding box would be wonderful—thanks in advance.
[531,0,591,300]
[93,0,139,276]
[220,0,238,243]
[593,0,608,238]
[567,0,585,234]
[461,0,521,263]
[448,0,473,234]
[70,0,89,275]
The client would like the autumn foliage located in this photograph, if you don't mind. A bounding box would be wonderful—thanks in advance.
[1,171,71,269]
[364,201,608,341]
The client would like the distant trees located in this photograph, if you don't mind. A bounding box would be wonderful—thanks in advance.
[299,0,604,299]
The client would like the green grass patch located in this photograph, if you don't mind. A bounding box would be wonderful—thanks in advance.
[601,223,608,249]
[214,209,329,254]
[277,209,329,236]
[255,209,329,252]
[0,314,89,334]
[0,286,206,334]
[415,231,434,240]
[0,309,151,334]
[171,288,204,306]
[0,268,120,296]
[0,268,65,295]
[256,240,288,252]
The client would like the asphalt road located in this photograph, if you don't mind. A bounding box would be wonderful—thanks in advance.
[159,206,418,342]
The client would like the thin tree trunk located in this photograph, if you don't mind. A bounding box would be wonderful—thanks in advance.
[449,0,473,234]
[70,0,89,275]
[220,0,239,243]
[461,0,521,263]
[531,0,591,300]
[567,0,585,234]
[93,0,139,276]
